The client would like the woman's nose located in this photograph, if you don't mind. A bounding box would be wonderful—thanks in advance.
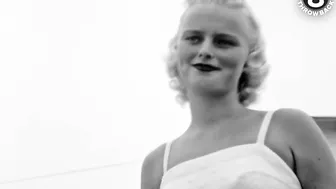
[198,51,213,60]
[197,40,214,60]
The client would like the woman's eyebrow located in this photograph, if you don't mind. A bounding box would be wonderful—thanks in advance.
[181,29,204,36]
[182,30,238,38]
[213,32,238,40]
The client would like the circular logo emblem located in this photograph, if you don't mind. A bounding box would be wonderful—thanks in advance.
[303,0,329,9]
[298,0,334,16]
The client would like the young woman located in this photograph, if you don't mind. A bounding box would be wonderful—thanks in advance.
[141,0,336,188]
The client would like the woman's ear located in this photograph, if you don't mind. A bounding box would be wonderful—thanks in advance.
[170,35,179,50]
[246,52,255,65]
[246,51,262,69]
[172,40,178,51]
[243,61,249,68]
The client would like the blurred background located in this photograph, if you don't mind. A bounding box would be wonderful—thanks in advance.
[0,0,335,188]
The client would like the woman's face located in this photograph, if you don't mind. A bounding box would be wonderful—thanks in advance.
[176,4,251,98]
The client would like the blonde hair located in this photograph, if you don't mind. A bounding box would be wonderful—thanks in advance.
[165,0,269,107]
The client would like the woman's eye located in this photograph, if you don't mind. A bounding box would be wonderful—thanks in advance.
[185,36,201,44]
[215,39,235,47]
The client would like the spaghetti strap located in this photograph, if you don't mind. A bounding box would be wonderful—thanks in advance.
[163,141,173,174]
[257,111,276,144]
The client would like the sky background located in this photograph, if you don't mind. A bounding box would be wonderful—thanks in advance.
[0,0,335,188]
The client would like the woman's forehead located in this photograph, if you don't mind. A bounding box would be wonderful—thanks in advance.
[179,4,250,39]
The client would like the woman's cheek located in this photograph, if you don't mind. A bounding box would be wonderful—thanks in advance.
[177,45,197,75]
[177,60,191,86]
[178,43,198,63]
[217,49,247,69]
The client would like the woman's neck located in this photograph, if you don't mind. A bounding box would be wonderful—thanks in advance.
[188,92,249,130]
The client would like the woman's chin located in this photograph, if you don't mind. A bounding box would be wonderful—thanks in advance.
[190,84,229,97]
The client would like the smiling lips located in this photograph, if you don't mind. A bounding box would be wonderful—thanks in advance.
[192,63,221,72]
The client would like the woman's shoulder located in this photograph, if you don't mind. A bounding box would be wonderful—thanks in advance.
[272,108,313,127]
[273,108,336,188]
[271,108,325,149]
[141,142,167,189]
[271,108,325,141]
[273,108,312,122]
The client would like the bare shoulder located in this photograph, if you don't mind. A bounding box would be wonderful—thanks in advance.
[274,108,336,189]
[141,143,166,189]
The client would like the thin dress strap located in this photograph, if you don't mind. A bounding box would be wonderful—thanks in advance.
[257,111,276,144]
[163,141,173,174]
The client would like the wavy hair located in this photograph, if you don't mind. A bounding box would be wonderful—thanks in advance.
[165,0,269,107]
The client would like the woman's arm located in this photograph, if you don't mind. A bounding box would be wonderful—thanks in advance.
[279,109,336,189]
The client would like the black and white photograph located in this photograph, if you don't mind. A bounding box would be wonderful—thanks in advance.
[0,0,335,188]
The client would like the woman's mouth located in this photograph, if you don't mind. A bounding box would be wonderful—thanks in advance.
[192,63,221,72]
